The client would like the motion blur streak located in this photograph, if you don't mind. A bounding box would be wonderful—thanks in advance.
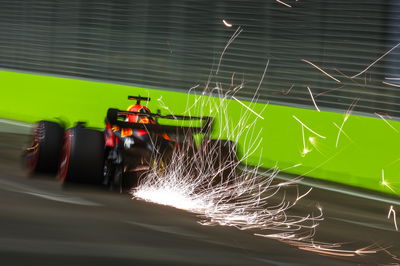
[302,59,341,83]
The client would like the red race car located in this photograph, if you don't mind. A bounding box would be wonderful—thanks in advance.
[24,96,237,191]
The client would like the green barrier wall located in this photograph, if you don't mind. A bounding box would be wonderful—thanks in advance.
[1,70,399,195]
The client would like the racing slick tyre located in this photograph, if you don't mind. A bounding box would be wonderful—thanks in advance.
[106,108,119,124]
[201,139,238,185]
[58,126,104,185]
[26,120,64,175]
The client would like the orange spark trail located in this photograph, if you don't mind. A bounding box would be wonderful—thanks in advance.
[307,86,320,112]
[276,0,292,8]
[222,19,232,27]
[383,81,400,88]
[351,43,400,78]
[302,59,341,83]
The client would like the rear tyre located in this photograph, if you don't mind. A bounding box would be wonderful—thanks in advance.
[26,120,64,175]
[106,108,119,124]
[58,126,104,185]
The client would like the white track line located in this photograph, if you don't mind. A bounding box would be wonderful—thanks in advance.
[0,119,32,128]
[0,179,101,206]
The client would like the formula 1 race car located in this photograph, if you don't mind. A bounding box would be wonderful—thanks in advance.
[24,96,237,191]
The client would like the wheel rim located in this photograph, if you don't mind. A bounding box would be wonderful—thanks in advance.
[26,142,39,174]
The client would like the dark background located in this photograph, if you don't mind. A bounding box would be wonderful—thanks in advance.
[0,0,400,115]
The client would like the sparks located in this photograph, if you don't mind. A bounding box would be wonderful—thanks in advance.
[302,59,341,83]
[335,98,359,148]
[133,79,322,251]
[133,149,320,235]
[381,169,388,186]
[301,147,312,157]
[385,77,400,80]
[307,86,320,112]
[383,81,400,88]
[298,243,383,257]
[222,19,232,27]
[276,0,292,8]
[335,119,347,148]
[254,59,270,97]
[387,205,398,231]
[295,187,313,203]
[332,123,352,143]
[375,113,399,133]
[381,169,397,194]
[232,96,265,120]
[132,74,395,263]
[230,72,236,87]
[216,27,242,74]
[292,115,326,139]
[280,163,303,171]
[299,126,314,157]
[130,32,398,263]
[282,84,295,95]
[351,42,400,79]
[315,85,344,98]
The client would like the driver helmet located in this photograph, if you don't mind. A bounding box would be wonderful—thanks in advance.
[126,104,153,123]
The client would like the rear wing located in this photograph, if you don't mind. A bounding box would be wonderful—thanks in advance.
[106,108,213,134]
[127,95,150,104]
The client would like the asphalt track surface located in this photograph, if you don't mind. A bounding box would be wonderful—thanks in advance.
[1,131,400,266]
